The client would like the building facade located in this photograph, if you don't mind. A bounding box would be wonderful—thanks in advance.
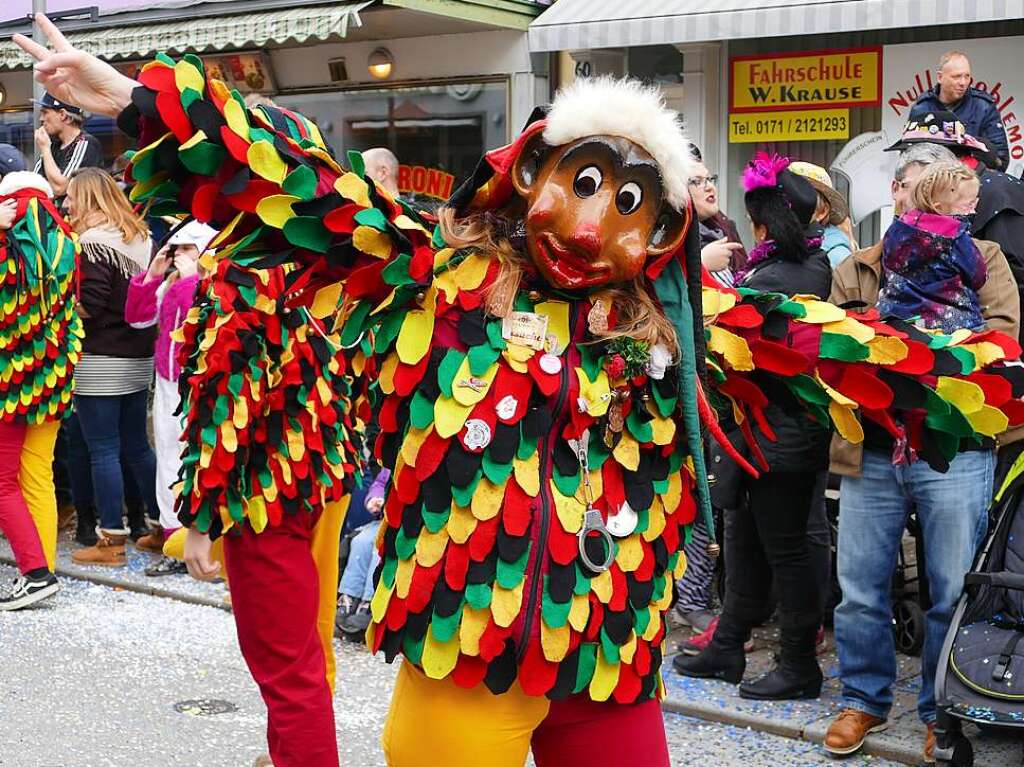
[530,0,1024,246]
[0,0,551,208]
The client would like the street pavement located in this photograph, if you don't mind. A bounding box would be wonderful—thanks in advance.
[0,560,908,767]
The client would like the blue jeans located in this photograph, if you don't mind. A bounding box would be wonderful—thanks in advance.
[63,412,144,512]
[835,449,993,723]
[340,521,381,602]
[74,391,158,531]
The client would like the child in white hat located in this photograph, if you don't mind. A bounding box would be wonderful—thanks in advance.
[125,220,217,575]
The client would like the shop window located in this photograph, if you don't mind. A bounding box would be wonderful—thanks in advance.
[0,109,131,173]
[277,80,508,211]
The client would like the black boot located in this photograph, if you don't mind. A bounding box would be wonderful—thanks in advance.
[74,505,99,547]
[673,616,747,684]
[125,500,148,542]
[739,626,822,700]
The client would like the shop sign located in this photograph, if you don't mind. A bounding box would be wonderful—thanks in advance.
[729,109,851,143]
[730,47,882,113]
[398,165,455,200]
[882,37,1024,177]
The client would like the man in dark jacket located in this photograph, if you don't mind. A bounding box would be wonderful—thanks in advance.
[909,50,1008,170]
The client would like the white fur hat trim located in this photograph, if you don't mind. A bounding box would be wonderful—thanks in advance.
[0,171,54,198]
[543,77,694,212]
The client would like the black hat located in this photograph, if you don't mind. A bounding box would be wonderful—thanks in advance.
[34,92,83,116]
[0,144,26,175]
[742,152,819,229]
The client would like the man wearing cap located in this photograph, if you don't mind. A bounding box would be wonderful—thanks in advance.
[823,141,1020,764]
[909,51,1008,171]
[34,92,102,199]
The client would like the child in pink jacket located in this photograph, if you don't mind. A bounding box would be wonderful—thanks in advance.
[125,221,217,576]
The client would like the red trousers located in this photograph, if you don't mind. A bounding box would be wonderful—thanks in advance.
[224,499,347,767]
[0,420,49,574]
[533,695,670,767]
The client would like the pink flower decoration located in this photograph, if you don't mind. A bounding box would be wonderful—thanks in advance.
[742,151,791,192]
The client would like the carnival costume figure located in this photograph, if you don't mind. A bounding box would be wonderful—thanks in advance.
[16,17,1024,766]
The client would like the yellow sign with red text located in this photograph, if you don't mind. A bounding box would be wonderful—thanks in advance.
[730,47,882,113]
[398,165,455,200]
[728,109,851,143]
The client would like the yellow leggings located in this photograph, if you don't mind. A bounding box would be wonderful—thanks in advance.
[21,420,60,571]
[382,662,550,767]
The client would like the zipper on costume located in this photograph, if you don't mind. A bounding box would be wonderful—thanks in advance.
[516,300,579,662]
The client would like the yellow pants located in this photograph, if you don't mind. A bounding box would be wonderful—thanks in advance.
[382,662,550,767]
[20,420,60,571]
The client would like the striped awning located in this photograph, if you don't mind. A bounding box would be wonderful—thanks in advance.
[529,0,1024,52]
[0,1,372,70]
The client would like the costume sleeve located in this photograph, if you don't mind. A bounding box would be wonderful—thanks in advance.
[0,197,81,424]
[118,54,435,294]
[115,56,436,536]
[702,277,1024,474]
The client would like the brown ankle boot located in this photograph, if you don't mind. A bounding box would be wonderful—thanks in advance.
[135,527,164,554]
[824,708,888,756]
[71,530,128,567]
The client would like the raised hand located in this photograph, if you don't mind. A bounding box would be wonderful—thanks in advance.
[0,200,17,230]
[13,13,137,118]
[144,245,174,284]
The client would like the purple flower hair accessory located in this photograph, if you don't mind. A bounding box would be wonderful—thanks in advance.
[742,151,791,192]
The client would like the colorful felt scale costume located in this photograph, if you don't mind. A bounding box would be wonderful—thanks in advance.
[117,57,1024,766]
[0,172,80,425]
[0,170,81,574]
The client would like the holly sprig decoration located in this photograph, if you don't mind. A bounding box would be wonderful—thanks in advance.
[604,337,651,379]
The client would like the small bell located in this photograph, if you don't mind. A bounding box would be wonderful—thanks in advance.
[706,542,721,558]
[528,290,542,302]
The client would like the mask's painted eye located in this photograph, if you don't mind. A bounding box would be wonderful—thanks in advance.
[616,182,643,215]
[573,165,603,198]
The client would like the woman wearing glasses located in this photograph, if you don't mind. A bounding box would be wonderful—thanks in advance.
[688,157,747,286]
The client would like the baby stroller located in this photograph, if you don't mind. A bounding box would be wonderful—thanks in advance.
[933,459,1024,767]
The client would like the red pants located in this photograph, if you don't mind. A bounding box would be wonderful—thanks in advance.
[0,421,49,574]
[533,695,670,767]
[224,499,347,767]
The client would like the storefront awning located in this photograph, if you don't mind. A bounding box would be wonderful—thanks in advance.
[0,0,373,71]
[529,0,1024,52]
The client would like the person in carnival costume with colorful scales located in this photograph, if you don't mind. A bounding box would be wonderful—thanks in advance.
[0,148,81,611]
[17,16,1024,767]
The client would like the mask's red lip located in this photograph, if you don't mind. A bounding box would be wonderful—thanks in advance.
[537,233,609,279]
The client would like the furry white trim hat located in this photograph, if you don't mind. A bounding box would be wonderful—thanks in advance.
[0,171,54,198]
[543,77,695,212]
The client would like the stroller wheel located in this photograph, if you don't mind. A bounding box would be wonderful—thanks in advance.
[892,598,925,656]
[935,733,974,767]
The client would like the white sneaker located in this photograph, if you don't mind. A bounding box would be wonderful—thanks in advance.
[0,573,59,611]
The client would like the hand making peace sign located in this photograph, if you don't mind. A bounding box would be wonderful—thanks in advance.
[13,13,138,118]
